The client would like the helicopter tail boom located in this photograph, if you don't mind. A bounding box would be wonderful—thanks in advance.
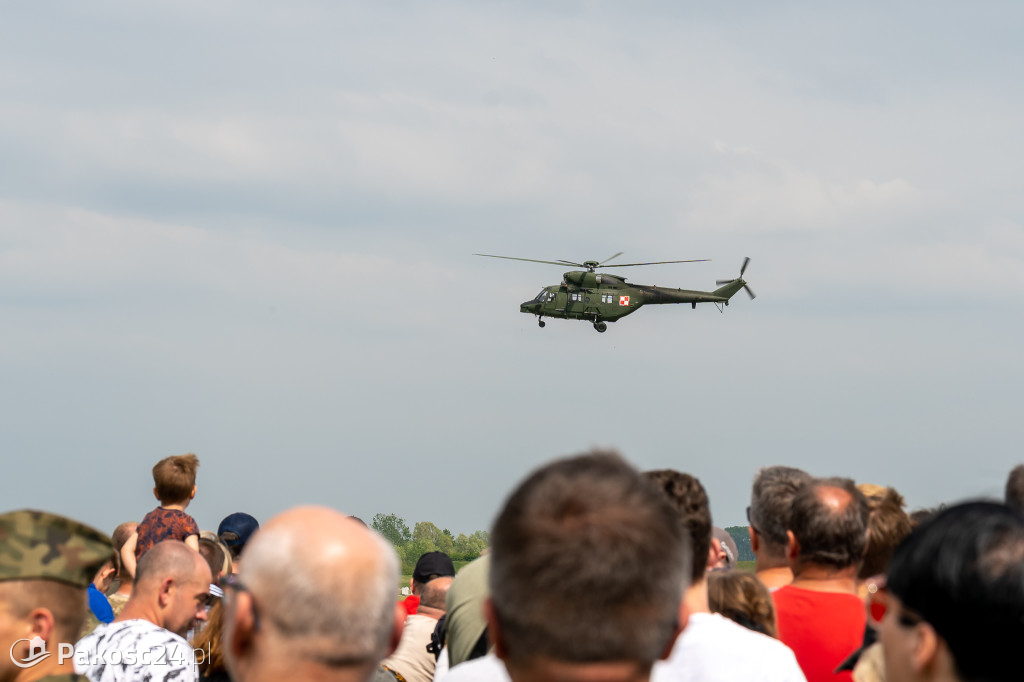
[711,279,747,300]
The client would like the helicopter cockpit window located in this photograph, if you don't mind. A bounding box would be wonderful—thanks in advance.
[536,290,548,301]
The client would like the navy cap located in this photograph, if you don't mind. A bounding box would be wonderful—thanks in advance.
[218,512,259,548]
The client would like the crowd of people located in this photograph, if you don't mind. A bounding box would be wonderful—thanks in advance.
[3,452,1024,682]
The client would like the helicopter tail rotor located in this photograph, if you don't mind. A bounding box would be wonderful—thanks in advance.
[715,258,756,300]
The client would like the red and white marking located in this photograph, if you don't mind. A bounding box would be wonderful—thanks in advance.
[619,296,630,306]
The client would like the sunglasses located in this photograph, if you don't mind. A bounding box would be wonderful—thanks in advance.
[746,506,763,537]
[219,574,261,631]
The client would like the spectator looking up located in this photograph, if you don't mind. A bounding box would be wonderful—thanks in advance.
[748,466,814,590]
[217,513,259,572]
[221,506,404,682]
[644,469,805,682]
[382,552,454,682]
[879,501,1024,682]
[121,454,201,577]
[486,452,688,682]
[773,477,869,682]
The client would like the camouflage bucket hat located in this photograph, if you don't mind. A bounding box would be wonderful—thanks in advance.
[0,509,115,588]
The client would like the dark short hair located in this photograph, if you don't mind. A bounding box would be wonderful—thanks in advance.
[858,487,912,579]
[788,477,868,570]
[888,502,1024,682]
[644,470,711,583]
[749,466,813,558]
[1005,465,1024,512]
[490,451,688,667]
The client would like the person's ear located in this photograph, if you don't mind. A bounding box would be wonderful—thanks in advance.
[226,591,257,666]
[749,526,760,552]
[387,603,406,658]
[910,621,941,675]
[158,577,175,608]
[787,530,800,560]
[190,486,197,500]
[153,487,160,502]
[26,607,57,645]
[96,562,117,591]
[659,599,689,660]
[484,599,508,661]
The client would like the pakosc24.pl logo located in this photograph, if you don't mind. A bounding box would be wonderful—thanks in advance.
[10,638,210,669]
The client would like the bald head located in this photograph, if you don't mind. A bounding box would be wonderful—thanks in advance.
[238,506,400,665]
[788,478,869,570]
[418,576,453,611]
[135,540,210,589]
[120,540,211,637]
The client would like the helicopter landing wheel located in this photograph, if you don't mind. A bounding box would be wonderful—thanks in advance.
[593,321,607,333]
[538,319,546,328]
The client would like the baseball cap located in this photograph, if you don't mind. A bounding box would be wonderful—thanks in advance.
[713,527,739,568]
[218,512,259,548]
[413,551,455,583]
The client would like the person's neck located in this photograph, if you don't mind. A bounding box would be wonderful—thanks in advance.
[16,652,78,682]
[116,578,134,596]
[242,653,377,682]
[160,502,188,512]
[507,656,652,682]
[790,563,858,593]
[416,604,445,620]
[683,577,711,615]
[116,596,166,630]
[755,566,793,590]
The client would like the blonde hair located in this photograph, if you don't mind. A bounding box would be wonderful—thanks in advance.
[707,570,777,638]
[152,453,199,504]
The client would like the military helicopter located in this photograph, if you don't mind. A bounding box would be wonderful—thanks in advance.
[474,253,755,332]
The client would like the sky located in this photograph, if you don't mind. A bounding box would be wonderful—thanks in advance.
[2,1,1023,537]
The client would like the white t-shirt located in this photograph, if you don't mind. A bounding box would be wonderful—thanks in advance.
[653,612,807,682]
[75,619,198,682]
[435,653,510,682]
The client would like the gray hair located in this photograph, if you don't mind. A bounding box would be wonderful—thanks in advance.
[242,520,399,664]
[749,466,813,559]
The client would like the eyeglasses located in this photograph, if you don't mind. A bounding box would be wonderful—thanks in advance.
[866,576,923,629]
[746,506,762,536]
[219,574,261,631]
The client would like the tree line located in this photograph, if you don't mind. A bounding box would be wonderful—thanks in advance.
[371,513,490,574]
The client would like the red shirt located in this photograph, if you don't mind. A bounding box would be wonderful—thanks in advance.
[135,507,200,559]
[773,585,866,682]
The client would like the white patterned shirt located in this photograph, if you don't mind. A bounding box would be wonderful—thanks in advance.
[75,619,198,682]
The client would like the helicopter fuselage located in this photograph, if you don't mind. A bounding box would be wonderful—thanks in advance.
[519,270,742,324]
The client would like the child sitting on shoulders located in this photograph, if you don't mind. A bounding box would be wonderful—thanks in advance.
[121,453,201,576]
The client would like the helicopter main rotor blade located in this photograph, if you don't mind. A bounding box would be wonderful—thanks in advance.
[600,259,710,268]
[740,256,751,277]
[474,254,584,268]
[599,251,624,266]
